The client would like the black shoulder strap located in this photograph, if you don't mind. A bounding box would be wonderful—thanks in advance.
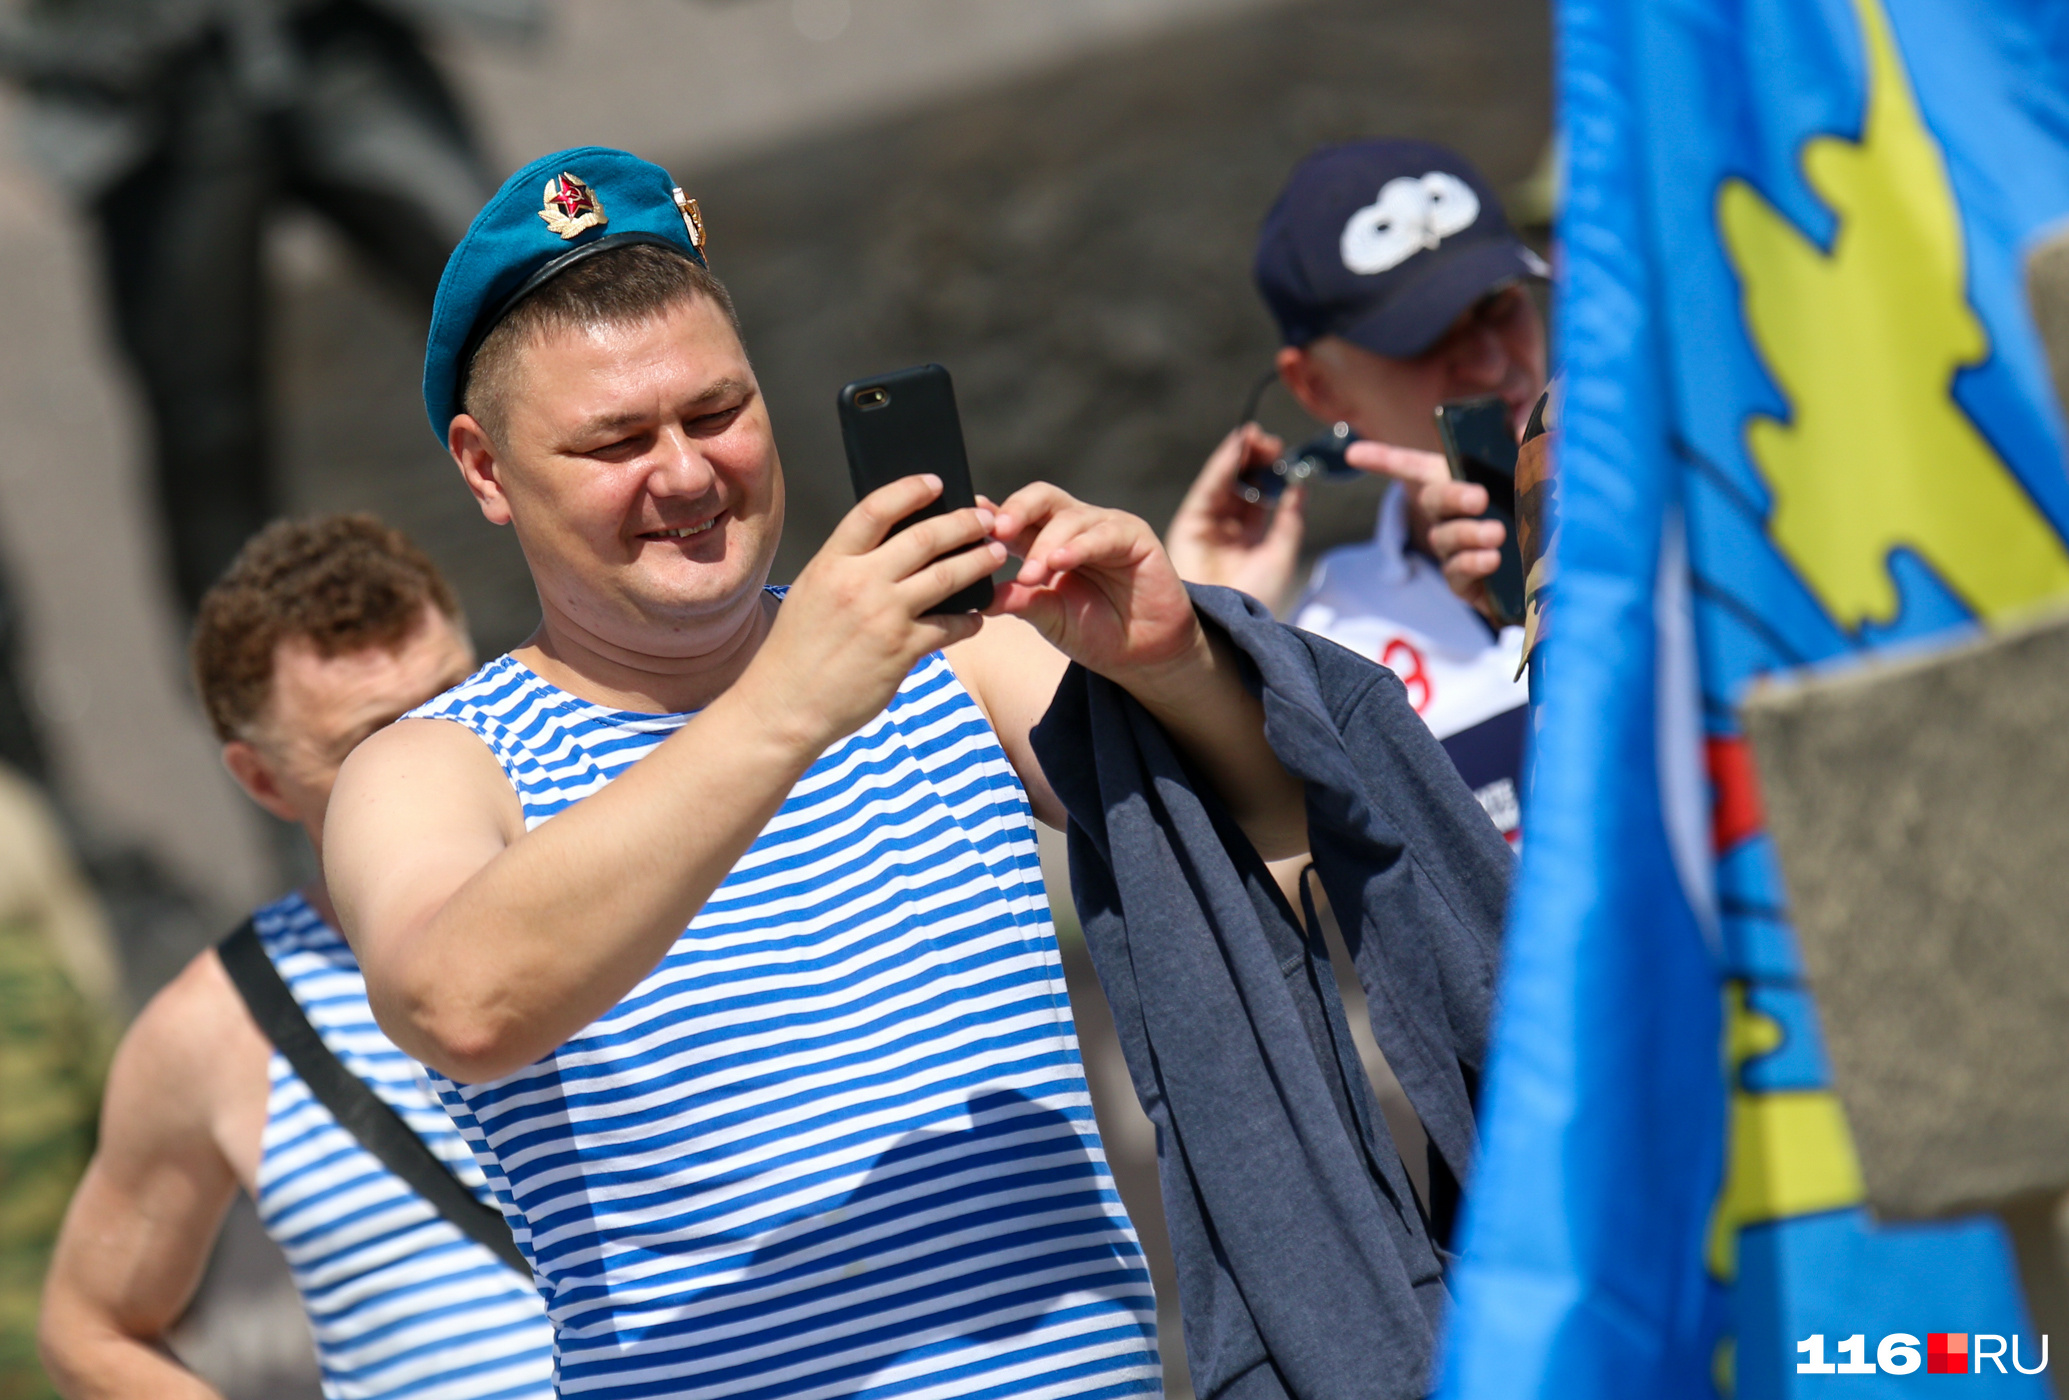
[217,917,528,1275]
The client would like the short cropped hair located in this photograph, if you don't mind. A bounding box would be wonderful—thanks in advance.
[191,514,461,743]
[461,242,740,445]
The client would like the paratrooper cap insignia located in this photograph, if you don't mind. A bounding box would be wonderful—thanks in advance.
[540,172,607,239]
[671,187,707,257]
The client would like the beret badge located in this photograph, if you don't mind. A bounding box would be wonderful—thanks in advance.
[672,187,706,255]
[539,172,607,240]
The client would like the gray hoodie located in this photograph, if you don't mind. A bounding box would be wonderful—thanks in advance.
[1032,583,1512,1400]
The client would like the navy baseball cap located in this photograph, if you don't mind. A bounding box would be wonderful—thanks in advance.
[1254,139,1548,359]
[423,145,709,441]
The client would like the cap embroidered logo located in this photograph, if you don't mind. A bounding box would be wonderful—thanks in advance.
[539,172,607,240]
[1340,171,1482,276]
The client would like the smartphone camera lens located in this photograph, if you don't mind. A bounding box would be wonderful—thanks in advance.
[855,387,889,410]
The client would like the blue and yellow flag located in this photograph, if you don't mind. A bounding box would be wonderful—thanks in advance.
[1441,0,2069,1395]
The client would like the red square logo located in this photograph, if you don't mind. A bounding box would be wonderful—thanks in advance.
[1928,1333,1969,1374]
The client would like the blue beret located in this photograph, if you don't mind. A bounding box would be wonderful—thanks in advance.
[422,145,709,442]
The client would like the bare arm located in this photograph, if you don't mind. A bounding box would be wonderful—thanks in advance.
[39,954,269,1400]
[971,483,1309,860]
[327,476,1007,1083]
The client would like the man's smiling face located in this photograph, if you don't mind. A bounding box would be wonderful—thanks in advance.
[484,293,786,652]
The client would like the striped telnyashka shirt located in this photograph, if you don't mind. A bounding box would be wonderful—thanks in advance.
[252,892,555,1398]
[405,643,1161,1399]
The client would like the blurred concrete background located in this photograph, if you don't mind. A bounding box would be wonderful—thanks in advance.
[0,0,1547,1392]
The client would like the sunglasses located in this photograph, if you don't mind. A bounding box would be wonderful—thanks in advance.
[1231,369,1361,504]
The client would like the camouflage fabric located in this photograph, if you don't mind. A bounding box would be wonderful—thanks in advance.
[0,915,112,1400]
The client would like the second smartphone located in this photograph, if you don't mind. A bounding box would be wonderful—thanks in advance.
[1434,395,1527,627]
[836,363,994,615]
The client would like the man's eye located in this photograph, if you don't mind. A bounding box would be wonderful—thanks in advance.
[586,433,648,458]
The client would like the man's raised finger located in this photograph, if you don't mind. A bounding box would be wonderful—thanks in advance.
[1349,440,1450,487]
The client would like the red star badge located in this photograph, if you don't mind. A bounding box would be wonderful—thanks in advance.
[539,172,607,239]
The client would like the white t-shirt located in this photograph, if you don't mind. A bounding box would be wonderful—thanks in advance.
[1291,484,1528,843]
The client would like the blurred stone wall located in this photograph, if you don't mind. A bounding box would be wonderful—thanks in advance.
[277,0,1551,653]
[705,0,1552,585]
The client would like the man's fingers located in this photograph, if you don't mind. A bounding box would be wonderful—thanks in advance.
[898,539,1008,611]
[1448,550,1497,595]
[1348,440,1450,487]
[991,481,1076,551]
[1442,547,1504,588]
[1192,427,1249,495]
[1188,424,1286,496]
[1429,515,1506,562]
[878,506,995,577]
[1417,478,1490,523]
[1015,511,1138,585]
[917,610,987,650]
[827,474,944,554]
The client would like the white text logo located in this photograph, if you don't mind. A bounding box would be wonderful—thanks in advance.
[1795,1333,2048,1375]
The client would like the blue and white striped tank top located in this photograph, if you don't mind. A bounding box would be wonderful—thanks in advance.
[406,646,1161,1399]
[252,892,555,1399]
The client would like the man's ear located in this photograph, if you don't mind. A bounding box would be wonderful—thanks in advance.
[222,740,298,824]
[449,414,514,527]
[1276,344,1348,426]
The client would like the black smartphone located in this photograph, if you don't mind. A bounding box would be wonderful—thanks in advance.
[1434,396,1526,627]
[836,363,993,614]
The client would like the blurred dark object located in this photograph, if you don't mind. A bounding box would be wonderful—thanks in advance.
[0,559,48,786]
[1,0,510,610]
[1235,418,1359,504]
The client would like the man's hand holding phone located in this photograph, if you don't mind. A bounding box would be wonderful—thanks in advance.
[751,475,1004,751]
[1337,439,1512,623]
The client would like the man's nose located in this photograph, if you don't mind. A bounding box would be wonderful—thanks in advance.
[645,424,718,497]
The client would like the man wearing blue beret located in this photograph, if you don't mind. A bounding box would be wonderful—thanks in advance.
[325,146,1315,1397]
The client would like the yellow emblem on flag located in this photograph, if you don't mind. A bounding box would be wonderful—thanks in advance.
[1704,983,1864,1284]
[1718,0,2069,630]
